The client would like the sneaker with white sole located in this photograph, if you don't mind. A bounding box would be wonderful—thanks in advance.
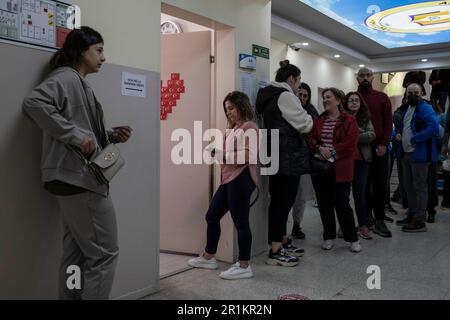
[219,262,253,280]
[266,248,299,267]
[350,241,361,253]
[283,238,305,257]
[187,255,218,270]
[321,240,334,250]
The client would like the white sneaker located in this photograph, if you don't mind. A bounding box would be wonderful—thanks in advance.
[188,255,218,270]
[321,240,334,250]
[350,241,361,253]
[219,262,253,280]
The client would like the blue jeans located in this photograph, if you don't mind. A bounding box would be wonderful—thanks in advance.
[352,161,370,227]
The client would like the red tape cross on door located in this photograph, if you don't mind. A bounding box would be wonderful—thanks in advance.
[160,73,186,120]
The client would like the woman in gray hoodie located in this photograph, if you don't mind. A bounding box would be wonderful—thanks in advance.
[22,27,132,300]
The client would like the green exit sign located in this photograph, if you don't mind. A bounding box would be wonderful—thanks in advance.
[252,45,270,59]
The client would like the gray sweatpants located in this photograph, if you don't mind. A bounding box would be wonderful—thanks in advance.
[56,192,119,300]
[402,153,429,223]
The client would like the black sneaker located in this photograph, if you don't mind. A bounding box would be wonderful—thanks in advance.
[402,219,427,233]
[373,220,392,238]
[427,214,436,224]
[291,224,306,240]
[386,205,398,215]
[266,248,299,267]
[396,217,412,227]
[283,238,305,257]
[367,216,375,231]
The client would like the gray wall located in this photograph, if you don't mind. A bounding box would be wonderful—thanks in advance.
[0,42,160,300]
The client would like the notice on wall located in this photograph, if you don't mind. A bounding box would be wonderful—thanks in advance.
[0,0,77,49]
[122,72,147,98]
[240,71,257,106]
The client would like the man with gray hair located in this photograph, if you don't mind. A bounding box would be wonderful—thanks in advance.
[357,67,393,238]
[395,83,439,232]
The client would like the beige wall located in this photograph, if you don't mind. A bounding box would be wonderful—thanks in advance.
[161,13,211,33]
[73,0,161,72]
[164,0,272,89]
[162,0,272,261]
[271,38,358,113]
[372,71,433,111]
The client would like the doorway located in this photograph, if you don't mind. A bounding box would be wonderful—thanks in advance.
[159,11,216,279]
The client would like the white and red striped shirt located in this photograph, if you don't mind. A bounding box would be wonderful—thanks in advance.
[320,117,337,151]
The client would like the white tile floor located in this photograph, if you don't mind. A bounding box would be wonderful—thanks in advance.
[148,201,450,300]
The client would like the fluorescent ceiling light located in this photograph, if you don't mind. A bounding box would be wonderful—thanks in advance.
[421,58,428,62]
[334,54,341,58]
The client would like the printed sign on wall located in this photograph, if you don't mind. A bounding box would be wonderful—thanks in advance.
[0,0,77,49]
[122,72,147,98]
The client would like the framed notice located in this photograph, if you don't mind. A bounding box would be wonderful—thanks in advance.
[0,0,79,50]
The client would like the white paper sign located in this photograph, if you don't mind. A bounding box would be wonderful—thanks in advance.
[122,72,146,98]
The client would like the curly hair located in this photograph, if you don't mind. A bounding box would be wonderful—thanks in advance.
[343,91,371,126]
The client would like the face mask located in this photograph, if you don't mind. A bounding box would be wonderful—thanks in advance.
[407,95,421,106]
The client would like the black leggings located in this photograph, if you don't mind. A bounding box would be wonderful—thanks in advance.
[268,175,300,243]
[205,168,256,261]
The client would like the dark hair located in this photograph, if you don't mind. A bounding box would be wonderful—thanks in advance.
[299,82,312,106]
[275,60,301,83]
[343,91,371,126]
[50,26,104,70]
[322,88,346,107]
[223,91,255,125]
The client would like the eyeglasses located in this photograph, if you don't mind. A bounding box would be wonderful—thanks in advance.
[348,99,360,103]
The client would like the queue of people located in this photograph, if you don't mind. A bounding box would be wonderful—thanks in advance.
[189,62,449,281]
[23,25,450,296]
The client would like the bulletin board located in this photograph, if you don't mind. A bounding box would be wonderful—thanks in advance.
[0,0,78,50]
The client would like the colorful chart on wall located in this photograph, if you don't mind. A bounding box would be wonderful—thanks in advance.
[299,0,450,48]
[0,0,78,49]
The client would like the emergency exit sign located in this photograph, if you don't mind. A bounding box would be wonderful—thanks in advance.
[252,45,270,59]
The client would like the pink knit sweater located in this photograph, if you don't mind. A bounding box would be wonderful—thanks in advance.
[220,121,259,186]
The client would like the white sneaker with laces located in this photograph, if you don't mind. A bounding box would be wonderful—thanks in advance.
[350,241,361,253]
[219,262,253,280]
[188,255,218,270]
[321,240,334,250]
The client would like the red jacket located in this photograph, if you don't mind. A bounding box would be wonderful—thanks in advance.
[307,111,359,183]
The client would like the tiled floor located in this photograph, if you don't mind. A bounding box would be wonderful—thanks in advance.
[147,201,450,300]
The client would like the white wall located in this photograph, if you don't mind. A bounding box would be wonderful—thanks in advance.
[73,0,161,72]
[271,38,358,112]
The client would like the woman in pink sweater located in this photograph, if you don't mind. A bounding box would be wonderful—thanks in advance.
[188,91,259,280]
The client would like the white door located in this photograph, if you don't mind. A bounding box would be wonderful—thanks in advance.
[160,31,211,254]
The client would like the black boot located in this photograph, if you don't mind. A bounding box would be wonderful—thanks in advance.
[427,213,436,224]
[291,224,306,240]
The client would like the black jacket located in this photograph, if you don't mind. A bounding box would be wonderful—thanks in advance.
[255,85,310,176]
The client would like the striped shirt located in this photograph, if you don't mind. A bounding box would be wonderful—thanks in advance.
[320,117,337,151]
